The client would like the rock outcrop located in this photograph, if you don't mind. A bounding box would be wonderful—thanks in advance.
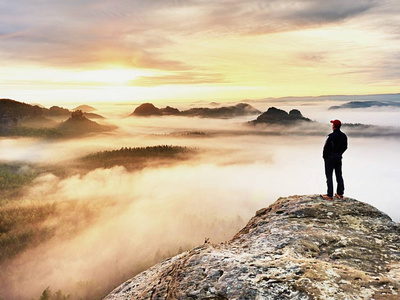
[252,107,311,125]
[58,110,111,135]
[104,195,400,300]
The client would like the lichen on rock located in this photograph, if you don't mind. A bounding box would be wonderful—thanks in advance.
[104,195,400,300]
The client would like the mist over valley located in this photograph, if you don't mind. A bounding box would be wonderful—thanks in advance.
[2,0,400,297]
[1,97,400,299]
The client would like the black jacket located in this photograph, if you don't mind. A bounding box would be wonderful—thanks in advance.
[323,129,348,159]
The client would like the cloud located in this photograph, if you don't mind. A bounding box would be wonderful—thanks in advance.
[186,0,380,35]
[281,0,378,21]
[379,53,400,81]
[0,1,191,69]
[0,0,388,69]
[1,0,399,97]
[0,164,272,299]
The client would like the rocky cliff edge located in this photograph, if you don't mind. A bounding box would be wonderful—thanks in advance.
[104,195,400,300]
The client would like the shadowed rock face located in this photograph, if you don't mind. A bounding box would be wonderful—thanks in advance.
[104,195,400,300]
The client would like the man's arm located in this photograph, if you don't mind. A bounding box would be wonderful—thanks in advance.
[323,135,332,159]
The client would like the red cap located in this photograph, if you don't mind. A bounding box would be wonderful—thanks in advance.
[330,119,342,127]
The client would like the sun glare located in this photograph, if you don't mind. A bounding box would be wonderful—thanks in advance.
[75,69,143,85]
[1,66,158,87]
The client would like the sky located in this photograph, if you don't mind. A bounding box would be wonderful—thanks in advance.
[1,0,399,105]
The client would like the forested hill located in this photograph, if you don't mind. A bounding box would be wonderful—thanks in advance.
[0,99,103,123]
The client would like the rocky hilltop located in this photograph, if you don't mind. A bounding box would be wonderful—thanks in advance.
[58,110,112,135]
[0,99,103,125]
[104,195,400,300]
[131,103,180,116]
[252,107,311,125]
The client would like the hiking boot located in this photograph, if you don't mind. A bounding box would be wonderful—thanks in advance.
[335,193,344,199]
[321,194,333,201]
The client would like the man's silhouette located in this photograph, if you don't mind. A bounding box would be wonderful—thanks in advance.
[322,119,347,200]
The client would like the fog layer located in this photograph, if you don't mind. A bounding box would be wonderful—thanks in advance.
[1,102,399,299]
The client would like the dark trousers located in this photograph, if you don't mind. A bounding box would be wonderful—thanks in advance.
[324,157,344,197]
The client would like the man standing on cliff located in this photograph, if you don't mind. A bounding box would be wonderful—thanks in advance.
[322,119,348,200]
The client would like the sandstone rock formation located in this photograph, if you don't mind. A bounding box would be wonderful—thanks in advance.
[252,107,311,125]
[104,195,400,300]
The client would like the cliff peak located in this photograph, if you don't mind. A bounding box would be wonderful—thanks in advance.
[105,195,400,299]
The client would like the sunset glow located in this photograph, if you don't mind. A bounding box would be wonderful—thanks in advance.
[1,1,399,105]
[2,2,400,299]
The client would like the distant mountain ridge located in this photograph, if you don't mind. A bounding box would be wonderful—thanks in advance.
[131,103,261,118]
[1,99,109,137]
[0,99,104,123]
[329,101,400,110]
[0,98,44,119]
[261,93,400,103]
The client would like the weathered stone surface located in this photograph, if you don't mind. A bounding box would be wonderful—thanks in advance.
[104,195,400,300]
